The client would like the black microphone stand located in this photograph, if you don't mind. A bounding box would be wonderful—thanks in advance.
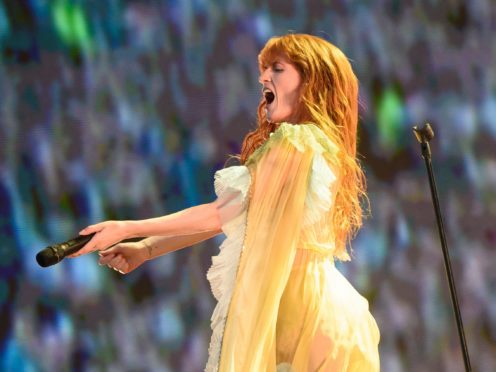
[413,123,471,372]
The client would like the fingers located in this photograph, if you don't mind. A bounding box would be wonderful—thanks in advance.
[70,223,108,257]
[79,222,107,236]
[98,252,116,266]
[73,229,120,257]
[103,254,128,274]
[99,245,118,257]
[71,236,100,257]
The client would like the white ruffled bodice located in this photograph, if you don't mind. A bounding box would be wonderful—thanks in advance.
[205,124,338,371]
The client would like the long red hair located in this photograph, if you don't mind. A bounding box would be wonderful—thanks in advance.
[239,34,367,257]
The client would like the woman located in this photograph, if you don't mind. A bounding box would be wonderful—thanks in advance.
[74,34,380,371]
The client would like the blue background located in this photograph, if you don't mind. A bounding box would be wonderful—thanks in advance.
[0,0,495,371]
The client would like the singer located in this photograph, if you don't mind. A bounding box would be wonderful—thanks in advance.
[73,34,380,371]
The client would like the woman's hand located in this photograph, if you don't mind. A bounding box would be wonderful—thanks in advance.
[70,220,135,257]
[98,241,149,274]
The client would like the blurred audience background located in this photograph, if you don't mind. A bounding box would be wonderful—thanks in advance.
[0,0,494,371]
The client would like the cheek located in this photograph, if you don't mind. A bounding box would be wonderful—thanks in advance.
[283,84,301,107]
[280,81,299,99]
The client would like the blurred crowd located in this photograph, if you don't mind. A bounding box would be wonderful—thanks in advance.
[0,0,495,371]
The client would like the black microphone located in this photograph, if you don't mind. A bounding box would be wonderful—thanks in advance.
[36,233,97,267]
[36,233,143,267]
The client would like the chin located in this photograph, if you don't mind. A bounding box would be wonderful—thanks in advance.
[266,107,296,123]
[274,117,295,124]
[268,114,291,124]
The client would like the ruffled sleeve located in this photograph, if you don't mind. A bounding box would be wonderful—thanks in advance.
[213,165,251,232]
[303,150,336,227]
[206,165,251,372]
[217,123,338,371]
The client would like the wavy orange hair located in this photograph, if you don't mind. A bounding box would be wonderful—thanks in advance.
[239,34,367,257]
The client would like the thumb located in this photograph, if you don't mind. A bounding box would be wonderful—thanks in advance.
[79,222,105,236]
[99,245,119,256]
[78,227,94,235]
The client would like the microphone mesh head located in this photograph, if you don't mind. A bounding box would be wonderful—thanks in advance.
[36,249,59,267]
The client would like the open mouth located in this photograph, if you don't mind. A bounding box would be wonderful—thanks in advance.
[263,87,275,104]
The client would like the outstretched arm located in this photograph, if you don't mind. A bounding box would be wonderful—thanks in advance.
[97,230,221,274]
[129,201,223,238]
[141,230,221,259]
[74,201,222,256]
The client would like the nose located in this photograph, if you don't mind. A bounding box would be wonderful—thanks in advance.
[258,68,271,84]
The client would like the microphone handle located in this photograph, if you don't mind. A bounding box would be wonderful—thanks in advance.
[37,233,144,268]
[52,233,97,259]
[52,234,144,259]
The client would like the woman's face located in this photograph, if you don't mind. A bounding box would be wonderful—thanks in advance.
[259,56,303,123]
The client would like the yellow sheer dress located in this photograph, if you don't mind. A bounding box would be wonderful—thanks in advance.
[206,123,380,372]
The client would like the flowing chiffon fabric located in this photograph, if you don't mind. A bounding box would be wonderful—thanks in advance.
[206,123,380,372]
